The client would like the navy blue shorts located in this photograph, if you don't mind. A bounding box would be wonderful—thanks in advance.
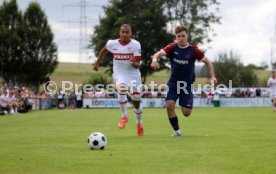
[165,81,193,109]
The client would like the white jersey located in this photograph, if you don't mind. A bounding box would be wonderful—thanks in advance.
[106,39,141,76]
[267,77,276,98]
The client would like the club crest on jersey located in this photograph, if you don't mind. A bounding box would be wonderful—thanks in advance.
[185,55,191,59]
[127,47,132,52]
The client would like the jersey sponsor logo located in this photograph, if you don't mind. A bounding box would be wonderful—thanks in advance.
[113,53,133,60]
[173,58,188,65]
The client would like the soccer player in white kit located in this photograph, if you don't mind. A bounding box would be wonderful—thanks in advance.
[267,71,276,112]
[93,24,144,136]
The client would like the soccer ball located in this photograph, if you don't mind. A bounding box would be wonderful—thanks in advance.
[87,132,107,150]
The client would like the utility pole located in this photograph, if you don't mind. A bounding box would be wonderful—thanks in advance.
[62,0,101,63]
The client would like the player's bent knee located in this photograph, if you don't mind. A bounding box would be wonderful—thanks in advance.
[166,105,174,112]
[181,108,192,117]
[166,102,174,108]
[183,113,191,117]
[117,83,128,95]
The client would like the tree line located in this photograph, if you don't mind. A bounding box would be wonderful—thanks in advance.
[91,0,221,83]
[0,0,267,88]
[91,0,268,87]
[0,0,57,87]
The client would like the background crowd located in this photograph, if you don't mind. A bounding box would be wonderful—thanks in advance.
[0,81,271,115]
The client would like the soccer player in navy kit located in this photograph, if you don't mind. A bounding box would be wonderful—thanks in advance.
[151,26,216,136]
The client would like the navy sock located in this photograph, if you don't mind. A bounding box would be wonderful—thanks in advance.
[169,116,179,131]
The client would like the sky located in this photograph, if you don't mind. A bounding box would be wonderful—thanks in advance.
[2,0,276,66]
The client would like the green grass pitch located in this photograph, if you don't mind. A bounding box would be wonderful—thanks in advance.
[0,108,275,174]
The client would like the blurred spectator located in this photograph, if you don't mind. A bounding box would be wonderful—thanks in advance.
[261,89,269,97]
[57,89,65,109]
[68,91,76,109]
[94,88,106,98]
[75,88,83,108]
[256,88,261,97]
[249,85,256,97]
[234,89,241,97]
[244,88,250,97]
[212,90,220,107]
[200,91,207,98]
[225,89,232,98]
[206,91,213,104]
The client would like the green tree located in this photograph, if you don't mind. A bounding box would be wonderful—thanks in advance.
[85,73,112,87]
[0,0,58,87]
[213,51,243,87]
[0,0,24,82]
[162,0,221,44]
[240,66,258,87]
[91,0,172,83]
[21,2,58,86]
[213,51,258,87]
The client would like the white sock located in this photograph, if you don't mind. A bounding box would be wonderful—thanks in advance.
[134,106,143,124]
[118,94,128,117]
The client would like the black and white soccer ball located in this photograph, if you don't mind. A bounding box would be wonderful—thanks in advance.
[87,132,107,150]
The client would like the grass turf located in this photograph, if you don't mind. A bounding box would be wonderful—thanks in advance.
[0,108,275,174]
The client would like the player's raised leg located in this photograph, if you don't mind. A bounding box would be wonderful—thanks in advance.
[181,107,192,117]
[179,91,193,117]
[117,83,129,129]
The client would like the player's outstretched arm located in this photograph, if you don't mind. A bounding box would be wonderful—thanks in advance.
[202,57,217,84]
[93,46,108,72]
[151,50,166,70]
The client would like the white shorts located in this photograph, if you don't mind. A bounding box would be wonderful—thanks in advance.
[113,73,142,101]
[113,72,142,88]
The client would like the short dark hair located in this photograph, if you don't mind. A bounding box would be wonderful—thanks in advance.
[175,26,188,34]
[120,24,132,31]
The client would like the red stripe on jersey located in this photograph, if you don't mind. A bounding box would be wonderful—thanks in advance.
[133,56,141,60]
[189,43,205,60]
[163,42,176,55]
[113,53,133,60]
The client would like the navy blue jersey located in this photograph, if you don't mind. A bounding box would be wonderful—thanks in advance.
[163,42,205,84]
